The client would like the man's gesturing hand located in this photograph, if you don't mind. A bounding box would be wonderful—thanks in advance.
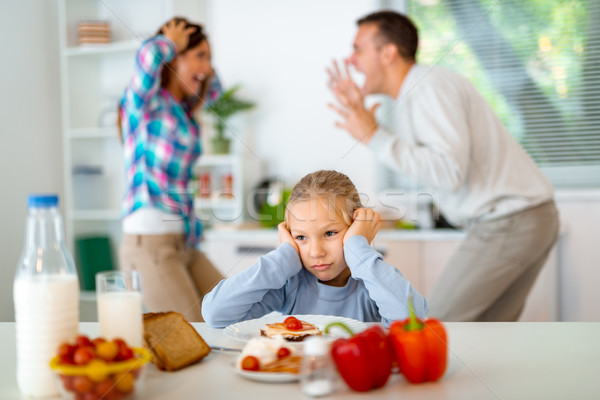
[327,59,380,144]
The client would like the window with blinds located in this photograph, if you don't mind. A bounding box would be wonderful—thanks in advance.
[404,0,600,187]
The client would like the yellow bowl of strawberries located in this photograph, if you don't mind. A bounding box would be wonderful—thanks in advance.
[49,335,151,400]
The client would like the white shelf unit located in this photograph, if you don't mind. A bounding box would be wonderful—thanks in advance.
[64,40,139,57]
[193,152,263,226]
[57,0,207,280]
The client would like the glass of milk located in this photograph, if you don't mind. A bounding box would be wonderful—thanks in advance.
[96,271,143,347]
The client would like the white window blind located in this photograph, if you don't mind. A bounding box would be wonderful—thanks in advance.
[404,0,600,187]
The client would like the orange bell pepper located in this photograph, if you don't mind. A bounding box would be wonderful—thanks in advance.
[389,296,448,383]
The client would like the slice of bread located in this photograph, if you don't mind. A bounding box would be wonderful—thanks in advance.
[143,311,211,371]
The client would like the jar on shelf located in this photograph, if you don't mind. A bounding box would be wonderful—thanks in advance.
[222,172,233,198]
[199,172,211,198]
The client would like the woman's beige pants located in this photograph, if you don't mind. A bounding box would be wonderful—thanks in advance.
[119,233,224,322]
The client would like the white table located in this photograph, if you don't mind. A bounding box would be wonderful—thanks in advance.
[1,322,599,400]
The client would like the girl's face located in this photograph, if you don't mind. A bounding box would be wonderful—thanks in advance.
[287,197,351,287]
[173,39,212,97]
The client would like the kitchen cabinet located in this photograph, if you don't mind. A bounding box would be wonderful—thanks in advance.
[420,241,459,294]
[201,229,559,321]
[202,238,278,278]
[372,239,421,289]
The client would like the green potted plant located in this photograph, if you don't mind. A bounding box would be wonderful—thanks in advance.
[205,85,255,154]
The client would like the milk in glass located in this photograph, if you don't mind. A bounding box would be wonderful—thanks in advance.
[97,290,143,347]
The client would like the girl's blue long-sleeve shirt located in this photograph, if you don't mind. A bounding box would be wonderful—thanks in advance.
[202,235,428,328]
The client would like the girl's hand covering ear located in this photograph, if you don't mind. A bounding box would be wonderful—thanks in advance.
[343,208,382,245]
[278,222,299,253]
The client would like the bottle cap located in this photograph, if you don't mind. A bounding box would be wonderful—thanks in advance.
[27,194,59,208]
[303,336,328,356]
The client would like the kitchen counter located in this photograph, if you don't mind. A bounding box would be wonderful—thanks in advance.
[204,226,466,242]
[1,322,599,399]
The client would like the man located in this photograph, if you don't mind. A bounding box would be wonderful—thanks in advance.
[328,10,559,321]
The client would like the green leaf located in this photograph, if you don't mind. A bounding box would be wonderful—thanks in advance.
[205,84,255,122]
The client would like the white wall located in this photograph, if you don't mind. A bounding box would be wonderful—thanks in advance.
[0,1,63,321]
[205,0,380,199]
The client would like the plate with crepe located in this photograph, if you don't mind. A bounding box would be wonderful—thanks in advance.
[223,314,367,343]
[234,357,301,384]
[233,335,302,383]
[235,367,300,383]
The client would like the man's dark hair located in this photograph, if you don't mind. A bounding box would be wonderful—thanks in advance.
[357,10,419,61]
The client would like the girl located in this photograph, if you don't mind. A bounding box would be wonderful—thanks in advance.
[202,170,427,327]
[119,18,224,322]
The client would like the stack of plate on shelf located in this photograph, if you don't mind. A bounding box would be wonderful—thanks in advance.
[77,20,111,45]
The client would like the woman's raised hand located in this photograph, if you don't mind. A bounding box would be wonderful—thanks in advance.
[343,208,382,245]
[161,18,197,54]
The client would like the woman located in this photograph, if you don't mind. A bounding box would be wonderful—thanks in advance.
[118,17,224,322]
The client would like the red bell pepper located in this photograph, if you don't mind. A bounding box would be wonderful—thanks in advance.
[389,295,448,383]
[324,322,393,392]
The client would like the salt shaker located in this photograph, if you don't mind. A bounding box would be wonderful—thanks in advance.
[300,336,336,397]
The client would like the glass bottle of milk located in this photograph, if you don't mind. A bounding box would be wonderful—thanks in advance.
[14,195,79,398]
